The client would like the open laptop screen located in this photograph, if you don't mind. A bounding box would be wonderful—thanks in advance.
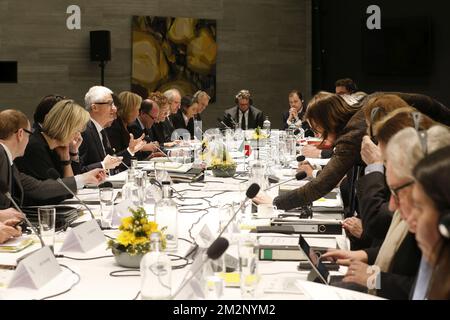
[298,235,331,285]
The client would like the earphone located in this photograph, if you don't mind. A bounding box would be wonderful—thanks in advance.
[412,112,428,156]
[438,210,450,239]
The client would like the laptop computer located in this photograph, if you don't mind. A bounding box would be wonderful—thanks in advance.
[297,235,344,285]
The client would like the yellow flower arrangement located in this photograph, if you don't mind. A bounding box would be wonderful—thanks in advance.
[107,207,166,256]
[252,126,268,140]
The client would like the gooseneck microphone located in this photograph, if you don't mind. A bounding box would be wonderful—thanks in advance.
[217,118,231,130]
[264,171,307,192]
[46,168,97,222]
[172,237,229,298]
[296,155,306,162]
[216,183,260,239]
[0,181,45,248]
[98,181,113,189]
[225,113,238,129]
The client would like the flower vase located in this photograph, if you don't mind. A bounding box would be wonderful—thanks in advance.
[112,247,144,268]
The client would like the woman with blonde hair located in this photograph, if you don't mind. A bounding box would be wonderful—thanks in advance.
[106,91,150,163]
[15,99,90,179]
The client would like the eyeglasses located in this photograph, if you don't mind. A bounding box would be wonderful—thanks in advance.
[389,180,415,202]
[95,101,115,107]
[15,128,33,135]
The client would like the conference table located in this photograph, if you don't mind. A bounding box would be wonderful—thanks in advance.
[0,149,382,300]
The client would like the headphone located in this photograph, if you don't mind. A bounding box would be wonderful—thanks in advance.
[412,112,428,156]
[439,210,450,239]
[368,107,387,143]
[235,90,253,105]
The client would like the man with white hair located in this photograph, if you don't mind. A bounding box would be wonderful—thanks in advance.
[193,90,211,121]
[79,86,143,172]
[164,89,182,115]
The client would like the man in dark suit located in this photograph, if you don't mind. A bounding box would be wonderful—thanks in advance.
[281,90,314,138]
[128,99,159,144]
[79,86,124,172]
[223,90,264,130]
[0,109,105,209]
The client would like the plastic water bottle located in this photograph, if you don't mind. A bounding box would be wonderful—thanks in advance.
[140,232,172,299]
[263,116,271,135]
[154,181,178,250]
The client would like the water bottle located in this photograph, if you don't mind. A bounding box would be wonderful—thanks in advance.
[140,232,172,299]
[263,116,271,135]
[154,181,178,251]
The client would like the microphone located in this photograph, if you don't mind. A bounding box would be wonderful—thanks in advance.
[172,237,229,298]
[0,181,45,248]
[150,178,185,199]
[46,168,98,223]
[217,118,231,130]
[217,183,260,239]
[264,171,307,192]
[225,113,238,128]
[98,181,113,189]
[296,155,306,162]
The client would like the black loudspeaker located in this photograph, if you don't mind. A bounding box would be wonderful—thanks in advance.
[90,30,111,61]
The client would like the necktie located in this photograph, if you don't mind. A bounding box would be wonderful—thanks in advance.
[241,111,246,130]
[101,129,113,155]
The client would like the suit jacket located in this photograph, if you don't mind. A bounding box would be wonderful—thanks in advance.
[0,144,77,209]
[169,110,195,139]
[281,109,315,137]
[364,232,421,300]
[357,171,393,243]
[151,121,173,145]
[105,119,134,169]
[274,92,450,211]
[79,120,107,172]
[15,131,81,180]
[128,118,155,143]
[127,119,154,160]
[223,106,264,130]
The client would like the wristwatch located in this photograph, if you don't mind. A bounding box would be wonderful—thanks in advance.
[60,159,72,166]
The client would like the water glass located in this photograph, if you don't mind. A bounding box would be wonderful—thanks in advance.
[38,207,56,251]
[99,187,114,228]
[239,233,259,298]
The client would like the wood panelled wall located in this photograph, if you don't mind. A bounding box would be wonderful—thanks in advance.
[0,0,311,129]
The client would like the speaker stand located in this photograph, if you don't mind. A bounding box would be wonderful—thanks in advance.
[99,60,106,85]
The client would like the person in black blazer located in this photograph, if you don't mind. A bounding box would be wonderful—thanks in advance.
[128,99,159,144]
[169,95,198,139]
[32,94,65,133]
[281,90,314,137]
[79,86,141,172]
[223,90,264,130]
[106,91,157,166]
[0,109,105,209]
[15,100,89,180]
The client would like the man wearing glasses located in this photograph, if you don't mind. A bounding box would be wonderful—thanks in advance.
[128,99,163,159]
[79,86,130,172]
[128,99,159,144]
[0,109,105,209]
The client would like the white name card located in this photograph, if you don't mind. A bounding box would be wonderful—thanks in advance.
[9,246,62,289]
[60,219,105,253]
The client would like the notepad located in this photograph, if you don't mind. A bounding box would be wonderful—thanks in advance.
[0,236,34,253]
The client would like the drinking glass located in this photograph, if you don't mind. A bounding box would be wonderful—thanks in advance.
[99,187,114,228]
[239,233,259,298]
[38,207,56,252]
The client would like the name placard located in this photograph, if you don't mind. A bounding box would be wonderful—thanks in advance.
[9,246,62,289]
[60,220,105,252]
